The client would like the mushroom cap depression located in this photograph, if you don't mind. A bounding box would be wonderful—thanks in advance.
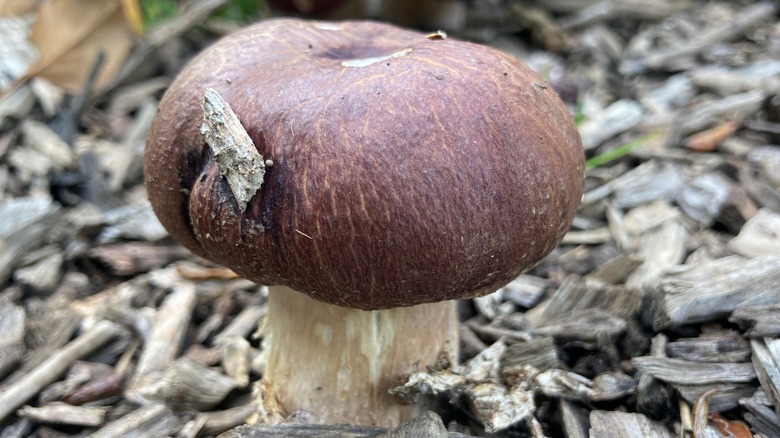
[144,19,585,310]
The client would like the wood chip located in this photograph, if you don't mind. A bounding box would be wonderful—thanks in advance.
[17,402,107,427]
[730,305,780,337]
[632,357,756,385]
[653,255,780,330]
[751,338,780,415]
[128,278,197,396]
[201,87,266,213]
[0,320,122,422]
[0,196,60,284]
[589,410,673,438]
[729,208,780,257]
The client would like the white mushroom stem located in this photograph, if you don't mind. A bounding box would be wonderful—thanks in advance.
[259,286,459,426]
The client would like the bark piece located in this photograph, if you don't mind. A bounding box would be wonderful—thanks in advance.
[498,275,550,308]
[86,403,180,438]
[751,338,780,415]
[729,208,780,257]
[17,402,106,427]
[222,334,251,389]
[532,308,626,341]
[652,255,780,330]
[213,305,266,346]
[526,274,644,326]
[0,196,60,285]
[666,334,751,363]
[578,99,644,149]
[379,411,448,438]
[632,357,756,385]
[129,276,197,395]
[89,242,190,276]
[135,357,237,411]
[198,403,256,437]
[637,334,675,418]
[730,305,780,337]
[559,399,588,438]
[589,410,673,438]
[740,390,780,437]
[676,383,756,412]
[625,215,688,288]
[0,299,25,378]
[201,87,266,213]
[501,337,560,372]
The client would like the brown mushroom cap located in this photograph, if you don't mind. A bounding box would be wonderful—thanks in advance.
[144,19,585,310]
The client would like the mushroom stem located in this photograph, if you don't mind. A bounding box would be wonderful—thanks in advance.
[259,285,458,426]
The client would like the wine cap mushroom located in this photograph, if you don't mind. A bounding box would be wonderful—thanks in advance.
[144,18,584,426]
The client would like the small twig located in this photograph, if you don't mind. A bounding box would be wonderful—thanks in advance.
[201,88,266,213]
[0,320,123,422]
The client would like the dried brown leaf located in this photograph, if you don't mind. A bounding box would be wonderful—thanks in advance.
[709,413,752,438]
[685,120,741,152]
[25,0,139,94]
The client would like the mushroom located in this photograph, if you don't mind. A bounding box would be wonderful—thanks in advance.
[144,19,585,426]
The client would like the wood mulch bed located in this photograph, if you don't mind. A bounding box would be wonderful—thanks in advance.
[1,0,779,436]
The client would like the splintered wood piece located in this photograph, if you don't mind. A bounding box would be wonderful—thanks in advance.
[532,308,627,341]
[730,305,780,337]
[0,300,25,377]
[666,334,751,363]
[213,305,266,346]
[222,423,387,438]
[653,255,780,330]
[17,402,107,427]
[751,338,780,415]
[86,403,179,438]
[89,242,190,276]
[740,390,780,437]
[201,88,266,213]
[587,252,643,284]
[500,337,560,373]
[135,357,237,411]
[676,383,756,412]
[198,403,256,437]
[559,399,588,438]
[637,334,674,417]
[129,280,197,391]
[498,275,550,308]
[589,411,673,438]
[591,373,639,401]
[0,320,122,422]
[632,357,756,385]
[221,335,251,388]
[526,274,644,326]
[0,196,60,285]
[626,216,688,288]
[464,381,535,433]
[729,208,780,257]
[223,412,470,437]
[681,90,766,135]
